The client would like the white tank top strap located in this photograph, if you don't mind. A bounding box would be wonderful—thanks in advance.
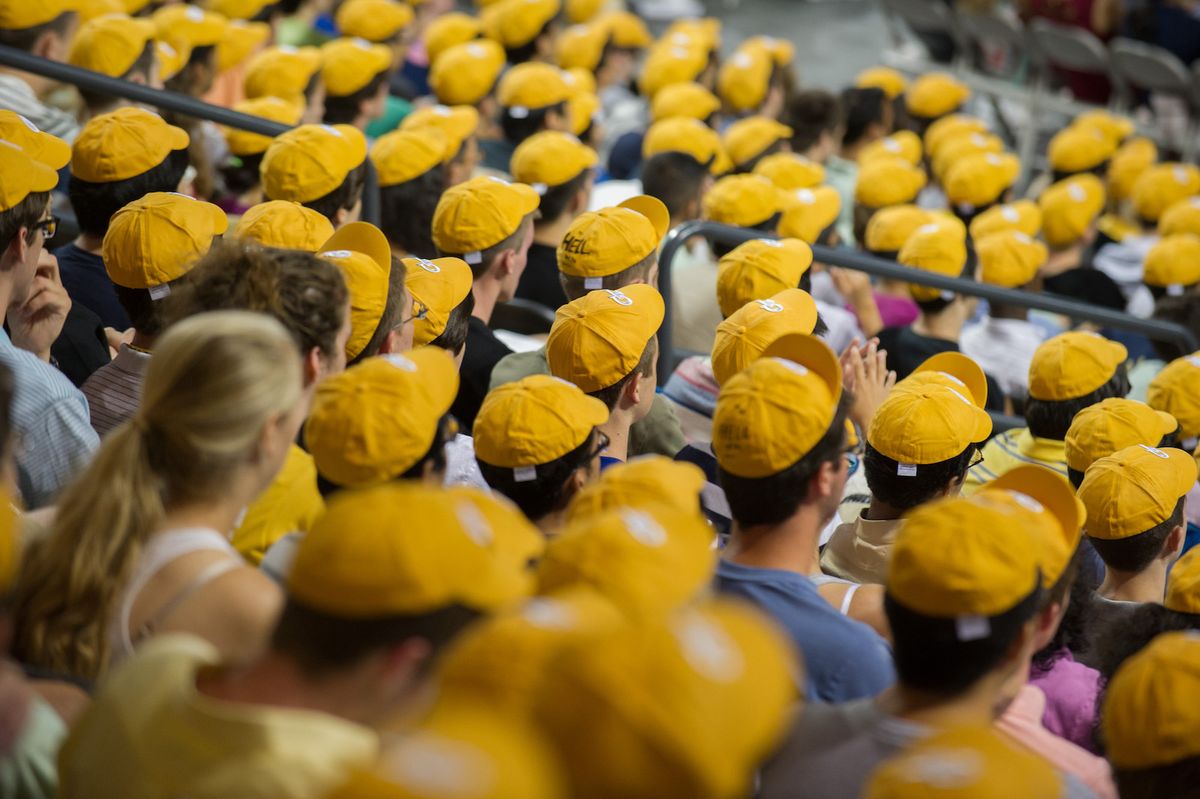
[838,583,861,616]
[112,528,241,662]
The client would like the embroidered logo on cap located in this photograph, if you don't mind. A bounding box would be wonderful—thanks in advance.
[755,299,784,313]
[605,289,633,306]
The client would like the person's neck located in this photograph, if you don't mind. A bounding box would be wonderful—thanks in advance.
[74,233,104,255]
[1043,244,1083,278]
[877,678,1005,727]
[0,259,17,328]
[533,216,572,248]
[912,310,964,343]
[129,330,155,351]
[864,498,904,522]
[1099,562,1169,604]
[159,493,255,537]
[598,413,632,463]
[839,141,867,162]
[471,280,501,325]
[990,304,1028,321]
[876,278,910,298]
[536,508,568,539]
[724,507,824,575]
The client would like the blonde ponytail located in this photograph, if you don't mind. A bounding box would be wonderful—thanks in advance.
[12,311,303,680]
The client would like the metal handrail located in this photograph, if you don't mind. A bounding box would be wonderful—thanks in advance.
[656,220,1199,379]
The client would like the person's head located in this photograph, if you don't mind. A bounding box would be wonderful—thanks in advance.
[67,14,159,114]
[428,39,506,110]
[637,39,709,100]
[714,238,813,320]
[403,256,473,365]
[715,335,850,529]
[320,38,394,128]
[716,41,782,118]
[432,176,541,302]
[703,175,786,256]
[854,65,907,105]
[0,142,58,307]
[649,82,721,127]
[1065,398,1180,486]
[399,104,482,187]
[306,348,459,494]
[317,222,408,365]
[165,238,352,387]
[496,63,572,146]
[221,96,304,198]
[1132,162,1200,230]
[722,116,792,174]
[903,72,970,133]
[1103,632,1200,798]
[546,285,663,424]
[777,185,842,245]
[556,194,668,300]
[261,123,369,227]
[1047,123,1114,183]
[334,0,414,66]
[838,86,890,151]
[967,199,1042,242]
[152,5,227,97]
[510,131,597,228]
[642,116,732,178]
[371,127,451,258]
[1038,174,1106,251]
[943,151,1019,227]
[274,482,534,724]
[491,0,559,64]
[0,5,78,65]
[1080,444,1194,575]
[565,455,706,525]
[423,12,483,69]
[640,151,711,226]
[102,193,228,339]
[243,45,325,123]
[853,157,928,243]
[861,204,932,258]
[897,217,973,319]
[1147,351,1200,445]
[1157,196,1200,239]
[231,200,334,253]
[783,89,841,162]
[972,229,1047,307]
[711,288,822,387]
[1144,234,1200,303]
[12,310,305,679]
[475,375,609,523]
[1025,332,1130,440]
[68,108,191,239]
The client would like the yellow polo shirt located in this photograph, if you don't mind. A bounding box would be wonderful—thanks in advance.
[963,427,1068,495]
[58,635,378,799]
[233,444,325,565]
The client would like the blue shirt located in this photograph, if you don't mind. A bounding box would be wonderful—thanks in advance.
[716,559,895,703]
[55,243,130,331]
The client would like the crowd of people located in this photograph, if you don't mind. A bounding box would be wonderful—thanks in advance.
[0,0,1198,796]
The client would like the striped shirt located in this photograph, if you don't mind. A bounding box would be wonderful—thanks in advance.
[82,344,150,438]
[0,328,98,508]
[963,427,1068,495]
[0,75,79,142]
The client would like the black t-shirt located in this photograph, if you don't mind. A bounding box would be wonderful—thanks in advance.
[515,242,567,312]
[51,303,111,387]
[55,243,130,331]
[452,316,513,433]
[875,325,1006,414]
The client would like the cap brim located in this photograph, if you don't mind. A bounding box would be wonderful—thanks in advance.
[1157,410,1181,437]
[32,132,70,171]
[761,332,842,400]
[28,159,58,193]
[914,351,988,408]
[619,194,670,241]
[323,221,393,273]
[406,345,461,416]
[204,200,230,236]
[1166,446,1200,500]
[985,464,1086,550]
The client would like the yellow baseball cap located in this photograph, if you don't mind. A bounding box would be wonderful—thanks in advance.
[1108,136,1157,202]
[1049,123,1116,174]
[497,62,571,111]
[244,45,323,101]
[778,185,842,244]
[546,285,665,394]
[565,0,601,22]
[0,112,70,170]
[860,130,923,167]
[855,157,927,208]
[557,195,668,282]
[370,127,447,187]
[565,455,705,523]
[1159,196,1200,237]
[232,200,334,251]
[1065,397,1179,473]
[224,96,302,158]
[898,351,990,410]
[1039,174,1106,248]
[532,598,796,799]
[944,151,1019,210]
[1079,444,1196,539]
[1165,547,1200,614]
[923,113,987,158]
[152,4,227,49]
[555,22,605,72]
[205,0,273,19]
[447,485,547,575]
[663,17,722,52]
[567,90,599,137]
[717,44,773,113]
[321,37,393,98]
[1144,233,1200,291]
[318,222,392,360]
[536,504,716,615]
[102,192,227,290]
[864,726,1064,799]
[714,334,843,477]
[722,116,792,170]
[1028,331,1127,402]
[335,0,412,42]
[1133,162,1200,223]
[215,20,270,73]
[486,0,559,49]
[638,40,709,98]
[868,382,992,465]
[425,12,482,65]
[71,107,189,183]
[1076,109,1133,144]
[863,204,933,253]
[752,152,825,190]
[905,71,970,119]
[432,175,541,257]
[856,65,907,99]
[930,130,1002,183]
[155,40,189,83]
[714,238,813,318]
[712,288,820,386]
[305,349,459,488]
[975,230,1047,288]
[511,131,597,193]
[704,174,786,227]
[597,9,650,49]
[68,13,155,78]
[979,465,1086,587]
[261,123,368,204]
[1148,352,1200,439]
[474,374,609,470]
[642,116,731,175]
[968,199,1042,240]
[404,256,472,346]
[649,82,720,122]
[0,495,14,594]
[0,0,79,28]
[429,39,505,106]
[899,218,968,302]
[399,104,479,157]
[1103,631,1200,770]
[288,482,531,616]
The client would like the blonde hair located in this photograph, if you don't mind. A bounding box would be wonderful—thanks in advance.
[12,311,304,680]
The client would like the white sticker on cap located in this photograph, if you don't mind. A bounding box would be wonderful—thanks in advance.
[522,599,574,628]
[486,176,511,186]
[674,614,744,683]
[319,249,352,259]
[1001,206,1019,222]
[605,289,633,306]
[733,52,753,68]
[455,502,493,547]
[955,615,991,642]
[382,354,417,372]
[755,299,784,313]
[1068,184,1086,202]
[917,223,940,235]
[464,250,482,265]
[583,277,602,289]
[185,5,204,21]
[774,358,809,377]
[883,138,901,153]
[508,106,530,120]
[897,462,918,477]
[622,509,667,547]
[432,105,451,116]
[513,465,538,482]
[531,182,548,196]
[320,124,344,137]
[1174,165,1189,184]
[1187,355,1200,369]
[467,42,488,58]
[1007,490,1045,515]
[149,284,171,301]
[760,238,785,247]
[795,188,815,205]
[352,37,371,49]
[390,736,491,796]
[1139,444,1170,459]
[16,114,36,132]
[895,751,983,789]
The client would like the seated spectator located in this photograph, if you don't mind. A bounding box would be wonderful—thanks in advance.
[372,127,450,259]
[564,454,706,523]
[1147,350,1200,447]
[243,45,326,124]
[648,81,720,127]
[399,104,482,188]
[0,3,80,141]
[428,39,506,147]
[230,199,333,252]
[903,71,970,135]
[855,65,907,106]
[261,123,369,228]
[320,37,394,130]
[1039,174,1109,297]
[856,204,929,330]
[1123,0,1200,70]
[13,311,303,682]
[827,86,891,245]
[642,116,732,177]
[489,0,559,65]
[851,156,926,245]
[219,97,305,218]
[1065,397,1181,487]
[83,193,227,438]
[66,13,159,121]
[404,256,474,362]
[480,62,571,173]
[943,151,1020,231]
[332,0,415,134]
[723,116,792,174]
[1047,122,1116,183]
[783,88,841,164]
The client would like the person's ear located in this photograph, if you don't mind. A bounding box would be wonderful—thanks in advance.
[1165,523,1187,560]
[377,637,432,686]
[622,373,642,410]
[33,32,58,60]
[495,248,516,279]
[377,328,402,355]
[333,206,348,229]
[302,346,323,387]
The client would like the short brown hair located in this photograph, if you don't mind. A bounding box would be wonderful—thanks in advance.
[589,335,657,410]
[559,250,656,302]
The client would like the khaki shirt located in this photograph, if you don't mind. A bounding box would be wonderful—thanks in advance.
[820,511,905,585]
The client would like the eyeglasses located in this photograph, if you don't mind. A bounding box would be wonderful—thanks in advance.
[34,215,58,240]
[586,431,610,462]
[399,299,429,329]
[969,449,985,470]
[843,451,860,475]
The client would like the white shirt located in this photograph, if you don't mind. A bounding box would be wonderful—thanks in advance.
[960,316,1046,400]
